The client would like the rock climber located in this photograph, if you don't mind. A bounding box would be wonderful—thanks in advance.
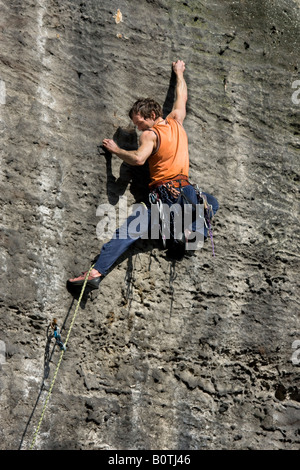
[67,60,219,292]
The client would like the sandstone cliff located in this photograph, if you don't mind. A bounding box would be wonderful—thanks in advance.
[0,0,299,450]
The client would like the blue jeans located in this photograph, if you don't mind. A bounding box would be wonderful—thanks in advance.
[94,186,219,276]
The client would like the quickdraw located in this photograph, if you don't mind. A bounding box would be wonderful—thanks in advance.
[50,318,66,351]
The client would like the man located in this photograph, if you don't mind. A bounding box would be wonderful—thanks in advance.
[68,60,218,291]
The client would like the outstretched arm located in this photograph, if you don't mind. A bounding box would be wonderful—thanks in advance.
[167,60,188,125]
[102,130,156,166]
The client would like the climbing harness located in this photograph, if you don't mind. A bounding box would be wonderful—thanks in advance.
[149,178,216,255]
[29,265,94,450]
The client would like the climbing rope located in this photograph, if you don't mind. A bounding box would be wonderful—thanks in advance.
[29,264,95,450]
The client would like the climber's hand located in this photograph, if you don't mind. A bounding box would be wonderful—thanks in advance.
[172,60,185,76]
[102,138,120,155]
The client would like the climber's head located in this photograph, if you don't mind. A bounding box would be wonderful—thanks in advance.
[129,98,162,130]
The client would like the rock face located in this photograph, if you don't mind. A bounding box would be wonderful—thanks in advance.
[0,0,299,450]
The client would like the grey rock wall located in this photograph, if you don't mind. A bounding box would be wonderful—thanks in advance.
[0,0,299,450]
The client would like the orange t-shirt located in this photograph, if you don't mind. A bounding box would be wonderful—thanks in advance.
[148,117,189,187]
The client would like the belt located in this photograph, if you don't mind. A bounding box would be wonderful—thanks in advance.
[150,175,190,190]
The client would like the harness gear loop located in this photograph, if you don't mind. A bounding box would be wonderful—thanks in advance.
[29,264,95,450]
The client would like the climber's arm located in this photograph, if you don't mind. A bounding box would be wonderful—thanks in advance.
[167,60,188,125]
[102,130,155,166]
